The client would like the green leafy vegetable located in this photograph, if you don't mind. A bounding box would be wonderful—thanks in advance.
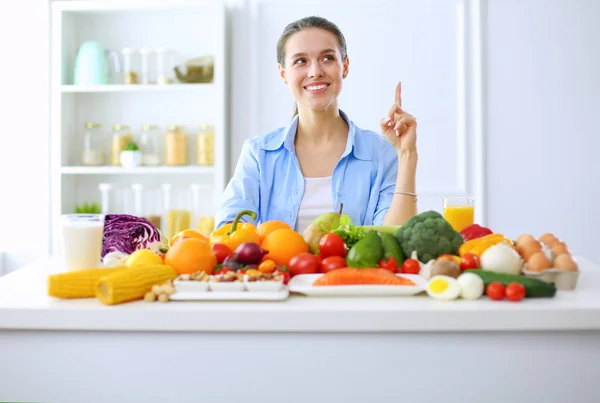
[75,202,101,214]
[124,142,139,151]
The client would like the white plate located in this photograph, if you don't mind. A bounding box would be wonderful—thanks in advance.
[173,280,210,293]
[169,288,289,301]
[288,273,426,297]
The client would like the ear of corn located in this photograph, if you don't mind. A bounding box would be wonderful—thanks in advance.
[48,267,128,299]
[95,265,178,305]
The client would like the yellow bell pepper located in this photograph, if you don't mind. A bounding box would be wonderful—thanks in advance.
[459,233,504,257]
[209,210,260,252]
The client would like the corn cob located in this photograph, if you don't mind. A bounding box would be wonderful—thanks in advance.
[47,267,127,299]
[95,264,178,305]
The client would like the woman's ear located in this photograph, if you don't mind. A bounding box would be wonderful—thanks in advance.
[343,57,350,79]
[278,63,287,84]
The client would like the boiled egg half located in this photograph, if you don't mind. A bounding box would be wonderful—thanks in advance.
[426,275,461,301]
[457,272,485,300]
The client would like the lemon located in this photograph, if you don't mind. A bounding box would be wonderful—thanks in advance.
[126,249,163,267]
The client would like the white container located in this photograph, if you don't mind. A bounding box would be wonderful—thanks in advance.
[246,278,284,292]
[61,214,105,272]
[173,279,210,293]
[120,150,141,168]
[209,274,246,292]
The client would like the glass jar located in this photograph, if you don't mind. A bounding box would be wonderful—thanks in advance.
[132,183,162,229]
[196,125,215,166]
[139,124,161,166]
[190,184,215,237]
[156,48,175,84]
[111,124,134,166]
[138,48,153,85]
[165,125,188,166]
[82,122,105,166]
[121,48,139,84]
[161,183,192,239]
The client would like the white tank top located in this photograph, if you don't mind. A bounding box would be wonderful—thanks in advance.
[294,176,334,234]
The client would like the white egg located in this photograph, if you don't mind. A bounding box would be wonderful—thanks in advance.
[426,275,461,301]
[457,272,485,300]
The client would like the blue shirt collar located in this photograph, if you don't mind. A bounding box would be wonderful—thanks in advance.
[259,109,372,161]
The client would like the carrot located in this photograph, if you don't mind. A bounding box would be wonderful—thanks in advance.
[312,268,415,287]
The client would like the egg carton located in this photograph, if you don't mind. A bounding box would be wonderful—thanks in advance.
[522,266,579,290]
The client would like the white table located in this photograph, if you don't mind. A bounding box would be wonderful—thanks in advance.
[1,257,600,403]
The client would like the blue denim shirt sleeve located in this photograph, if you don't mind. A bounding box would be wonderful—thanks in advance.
[372,143,399,225]
[214,139,260,228]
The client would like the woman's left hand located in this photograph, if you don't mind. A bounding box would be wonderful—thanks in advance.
[380,82,417,151]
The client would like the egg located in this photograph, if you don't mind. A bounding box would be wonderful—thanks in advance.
[552,242,570,256]
[516,234,536,251]
[527,251,552,272]
[554,254,578,271]
[457,272,485,300]
[426,275,461,301]
[539,233,559,247]
[521,240,543,261]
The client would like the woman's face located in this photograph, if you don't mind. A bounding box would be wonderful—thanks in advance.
[279,28,349,112]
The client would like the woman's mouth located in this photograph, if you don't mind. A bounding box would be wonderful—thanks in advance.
[304,83,330,94]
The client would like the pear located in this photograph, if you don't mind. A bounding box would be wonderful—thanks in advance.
[303,204,346,254]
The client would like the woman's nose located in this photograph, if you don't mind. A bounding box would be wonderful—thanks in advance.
[308,62,324,78]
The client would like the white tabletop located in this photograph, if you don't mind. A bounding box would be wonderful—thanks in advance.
[1,256,600,332]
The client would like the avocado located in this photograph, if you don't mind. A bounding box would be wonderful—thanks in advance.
[381,233,405,266]
[346,230,384,268]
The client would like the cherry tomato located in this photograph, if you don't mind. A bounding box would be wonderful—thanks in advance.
[314,254,324,266]
[289,252,320,276]
[486,282,506,301]
[258,259,276,274]
[320,256,346,273]
[318,233,347,258]
[211,243,232,264]
[505,282,526,302]
[274,266,290,284]
[401,258,421,274]
[379,257,398,273]
[460,253,480,270]
[214,266,231,275]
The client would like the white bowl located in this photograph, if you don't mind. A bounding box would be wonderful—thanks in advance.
[173,279,209,293]
[209,281,245,292]
[246,278,284,292]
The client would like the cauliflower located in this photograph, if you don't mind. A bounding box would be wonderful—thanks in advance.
[394,211,464,263]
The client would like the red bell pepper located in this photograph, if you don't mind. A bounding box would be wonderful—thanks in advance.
[460,224,493,242]
[379,257,398,273]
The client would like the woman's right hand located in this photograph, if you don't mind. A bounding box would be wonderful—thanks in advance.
[380,82,418,151]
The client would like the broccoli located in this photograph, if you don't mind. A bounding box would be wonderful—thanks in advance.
[394,210,464,263]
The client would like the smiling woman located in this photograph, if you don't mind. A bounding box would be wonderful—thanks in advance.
[215,16,419,234]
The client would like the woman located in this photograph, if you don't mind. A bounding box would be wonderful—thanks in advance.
[215,16,418,234]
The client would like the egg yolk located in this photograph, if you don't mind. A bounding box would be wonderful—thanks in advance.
[430,279,449,293]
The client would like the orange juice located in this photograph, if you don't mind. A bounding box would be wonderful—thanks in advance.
[443,205,474,232]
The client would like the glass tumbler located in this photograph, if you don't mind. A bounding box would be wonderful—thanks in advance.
[443,197,475,232]
[61,214,105,272]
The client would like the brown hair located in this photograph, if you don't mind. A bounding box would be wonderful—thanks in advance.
[276,16,348,117]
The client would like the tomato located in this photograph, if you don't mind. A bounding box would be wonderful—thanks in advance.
[460,253,480,270]
[318,233,347,258]
[505,282,526,302]
[274,266,290,284]
[379,257,398,273]
[314,254,324,266]
[486,282,506,301]
[320,256,347,273]
[211,243,232,264]
[214,266,231,275]
[289,252,320,276]
[401,258,421,274]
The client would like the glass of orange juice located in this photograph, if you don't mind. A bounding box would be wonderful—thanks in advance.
[443,197,474,232]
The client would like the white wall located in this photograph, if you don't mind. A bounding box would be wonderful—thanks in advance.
[0,0,597,272]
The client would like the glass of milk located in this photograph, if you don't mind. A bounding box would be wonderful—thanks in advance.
[61,214,105,272]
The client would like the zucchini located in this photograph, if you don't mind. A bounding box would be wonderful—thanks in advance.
[466,269,556,298]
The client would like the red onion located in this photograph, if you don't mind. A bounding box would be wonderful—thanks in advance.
[235,242,268,264]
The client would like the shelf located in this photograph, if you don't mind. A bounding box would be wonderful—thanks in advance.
[60,84,212,93]
[61,166,216,175]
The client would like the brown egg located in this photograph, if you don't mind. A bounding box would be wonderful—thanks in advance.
[553,254,578,271]
[552,242,570,256]
[516,234,536,250]
[527,251,552,272]
[520,240,542,261]
[539,233,559,247]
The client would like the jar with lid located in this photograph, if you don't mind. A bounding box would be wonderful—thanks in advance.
[195,125,215,166]
[139,124,161,166]
[165,125,188,166]
[82,122,105,166]
[132,183,162,229]
[155,48,175,84]
[121,48,139,84]
[111,124,134,166]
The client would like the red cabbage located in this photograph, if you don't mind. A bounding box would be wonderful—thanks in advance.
[101,214,168,259]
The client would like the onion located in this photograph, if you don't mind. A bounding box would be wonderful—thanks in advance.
[480,242,524,275]
[234,242,269,265]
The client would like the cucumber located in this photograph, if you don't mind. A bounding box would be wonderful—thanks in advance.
[466,269,557,298]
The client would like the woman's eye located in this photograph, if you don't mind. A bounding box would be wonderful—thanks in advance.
[294,58,306,65]
[323,55,335,61]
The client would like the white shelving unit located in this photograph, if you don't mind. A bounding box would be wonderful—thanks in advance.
[49,0,228,254]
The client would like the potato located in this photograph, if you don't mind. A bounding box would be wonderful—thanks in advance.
[430,259,461,279]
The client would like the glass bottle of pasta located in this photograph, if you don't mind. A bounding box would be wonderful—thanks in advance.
[111,124,134,166]
[165,125,188,166]
[195,124,215,166]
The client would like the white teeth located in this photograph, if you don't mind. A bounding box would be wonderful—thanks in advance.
[306,84,327,91]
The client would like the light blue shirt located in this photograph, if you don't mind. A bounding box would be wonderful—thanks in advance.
[215,110,399,229]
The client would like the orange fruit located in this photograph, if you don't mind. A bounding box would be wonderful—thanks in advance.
[261,228,309,267]
[170,229,209,247]
[164,237,216,275]
[257,220,292,243]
